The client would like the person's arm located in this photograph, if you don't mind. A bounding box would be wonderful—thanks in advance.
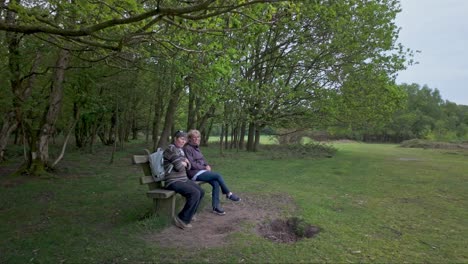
[164,145,188,172]
[183,145,207,170]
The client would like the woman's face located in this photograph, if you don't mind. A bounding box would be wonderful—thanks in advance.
[174,136,187,148]
[189,133,201,146]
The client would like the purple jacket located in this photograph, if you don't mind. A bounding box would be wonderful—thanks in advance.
[183,143,208,179]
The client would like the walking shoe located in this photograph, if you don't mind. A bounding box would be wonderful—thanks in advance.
[174,216,192,229]
[212,207,226,215]
[191,215,197,222]
[227,193,241,202]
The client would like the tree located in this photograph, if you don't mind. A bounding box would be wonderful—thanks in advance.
[383,83,468,142]
[219,0,408,150]
[1,0,415,174]
[0,0,289,173]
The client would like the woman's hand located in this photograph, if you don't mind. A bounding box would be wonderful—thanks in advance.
[182,158,190,168]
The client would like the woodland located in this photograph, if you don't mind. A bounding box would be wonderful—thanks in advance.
[1,0,467,176]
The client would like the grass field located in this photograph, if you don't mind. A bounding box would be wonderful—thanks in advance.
[0,140,467,263]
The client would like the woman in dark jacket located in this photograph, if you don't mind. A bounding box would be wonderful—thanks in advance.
[183,129,241,215]
[164,130,204,229]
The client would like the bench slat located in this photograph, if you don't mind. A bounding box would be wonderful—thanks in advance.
[147,189,175,199]
[133,155,148,164]
[140,176,205,186]
[140,175,155,185]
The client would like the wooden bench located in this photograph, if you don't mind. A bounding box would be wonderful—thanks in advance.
[132,149,204,219]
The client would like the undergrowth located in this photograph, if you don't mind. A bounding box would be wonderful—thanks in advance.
[261,142,337,159]
[400,139,468,149]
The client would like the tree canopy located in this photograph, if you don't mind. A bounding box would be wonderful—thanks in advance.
[1,0,432,175]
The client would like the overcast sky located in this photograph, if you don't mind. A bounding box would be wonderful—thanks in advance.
[395,0,468,105]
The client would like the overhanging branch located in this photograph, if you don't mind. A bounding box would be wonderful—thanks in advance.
[0,0,287,37]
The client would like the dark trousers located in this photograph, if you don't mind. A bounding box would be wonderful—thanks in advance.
[166,180,204,224]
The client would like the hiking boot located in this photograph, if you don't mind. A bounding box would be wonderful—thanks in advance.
[212,207,226,215]
[174,216,192,229]
[227,193,241,202]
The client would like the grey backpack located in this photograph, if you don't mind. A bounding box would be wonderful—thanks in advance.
[148,148,173,181]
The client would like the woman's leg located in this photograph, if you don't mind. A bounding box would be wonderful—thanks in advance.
[196,172,227,209]
[166,180,204,223]
[197,171,240,205]
[196,171,231,195]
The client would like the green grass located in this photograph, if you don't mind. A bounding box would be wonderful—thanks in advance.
[1,141,467,263]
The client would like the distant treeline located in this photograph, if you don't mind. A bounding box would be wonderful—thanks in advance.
[324,83,468,143]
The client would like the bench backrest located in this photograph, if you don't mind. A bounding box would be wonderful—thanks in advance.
[132,149,164,189]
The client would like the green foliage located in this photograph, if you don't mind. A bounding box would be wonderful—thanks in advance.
[388,84,468,142]
[215,0,410,137]
[330,71,407,131]
[328,83,468,143]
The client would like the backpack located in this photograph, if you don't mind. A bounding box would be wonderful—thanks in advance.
[148,148,173,181]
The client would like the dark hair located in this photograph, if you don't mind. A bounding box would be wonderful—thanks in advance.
[173,130,187,138]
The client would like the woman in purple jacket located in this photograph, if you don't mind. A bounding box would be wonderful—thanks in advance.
[183,129,241,215]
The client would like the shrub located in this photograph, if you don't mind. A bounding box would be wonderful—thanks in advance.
[400,139,468,149]
[261,142,337,159]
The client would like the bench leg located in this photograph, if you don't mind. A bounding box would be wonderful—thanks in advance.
[153,195,176,219]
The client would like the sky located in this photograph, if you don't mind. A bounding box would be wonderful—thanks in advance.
[395,0,468,105]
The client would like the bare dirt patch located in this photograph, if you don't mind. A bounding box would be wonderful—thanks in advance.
[142,193,298,249]
[258,217,320,243]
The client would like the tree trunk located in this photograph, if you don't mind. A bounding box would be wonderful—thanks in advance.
[219,122,224,155]
[89,118,100,154]
[132,111,138,140]
[0,114,18,161]
[1,50,41,161]
[187,87,196,131]
[157,85,183,149]
[231,123,238,150]
[254,127,261,152]
[152,94,164,151]
[224,123,229,150]
[33,49,70,175]
[239,121,246,150]
[197,104,215,135]
[73,102,85,148]
[201,118,213,147]
[145,99,152,144]
[51,119,77,168]
[246,121,255,151]
[0,1,21,161]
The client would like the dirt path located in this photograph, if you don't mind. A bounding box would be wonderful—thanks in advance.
[142,193,297,249]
